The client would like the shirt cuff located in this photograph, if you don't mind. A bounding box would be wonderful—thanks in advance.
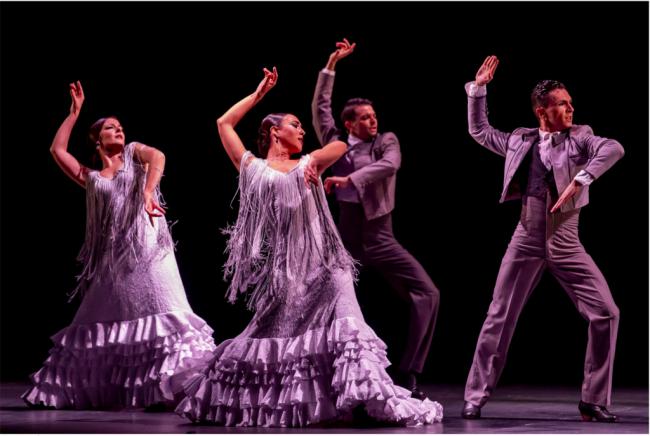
[574,170,595,186]
[468,82,487,97]
[322,68,335,76]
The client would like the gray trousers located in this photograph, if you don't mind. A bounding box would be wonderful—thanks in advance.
[338,201,440,374]
[464,195,619,407]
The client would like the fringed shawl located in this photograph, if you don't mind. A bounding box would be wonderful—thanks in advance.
[223,151,356,311]
[71,142,173,300]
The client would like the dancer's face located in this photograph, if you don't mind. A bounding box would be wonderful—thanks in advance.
[345,104,378,141]
[537,88,574,132]
[98,117,126,149]
[273,114,305,153]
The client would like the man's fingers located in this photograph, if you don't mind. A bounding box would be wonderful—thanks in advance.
[552,183,578,213]
[484,55,496,71]
[490,58,499,73]
[489,57,499,71]
[550,197,564,213]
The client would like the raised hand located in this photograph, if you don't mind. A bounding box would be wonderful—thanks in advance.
[331,38,356,62]
[475,55,499,86]
[255,67,278,100]
[69,81,85,116]
[326,38,356,70]
[143,191,167,227]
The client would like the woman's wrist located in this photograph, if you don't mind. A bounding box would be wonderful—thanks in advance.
[253,90,265,102]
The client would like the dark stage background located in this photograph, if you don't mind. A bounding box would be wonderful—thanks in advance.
[1,2,648,392]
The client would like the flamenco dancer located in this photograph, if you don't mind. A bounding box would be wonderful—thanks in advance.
[23,81,216,410]
[174,67,443,427]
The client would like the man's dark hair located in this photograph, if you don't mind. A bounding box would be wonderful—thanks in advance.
[531,80,566,111]
[340,98,373,123]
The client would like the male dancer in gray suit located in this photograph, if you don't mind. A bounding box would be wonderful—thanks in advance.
[311,39,440,400]
[461,56,623,422]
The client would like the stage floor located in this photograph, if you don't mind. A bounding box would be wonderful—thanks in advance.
[1,383,647,433]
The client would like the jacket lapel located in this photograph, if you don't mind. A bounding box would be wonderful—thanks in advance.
[550,130,571,197]
[504,132,537,190]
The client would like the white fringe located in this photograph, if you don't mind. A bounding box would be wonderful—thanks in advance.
[223,151,356,311]
[70,142,174,301]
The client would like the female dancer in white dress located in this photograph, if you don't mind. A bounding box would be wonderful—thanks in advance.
[175,68,443,427]
[23,81,216,410]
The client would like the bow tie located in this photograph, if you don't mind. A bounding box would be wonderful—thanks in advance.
[541,131,563,146]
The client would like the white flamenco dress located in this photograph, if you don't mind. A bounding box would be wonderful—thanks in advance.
[174,152,443,426]
[22,142,216,409]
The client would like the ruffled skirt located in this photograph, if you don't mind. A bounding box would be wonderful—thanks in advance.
[175,316,443,427]
[22,311,216,409]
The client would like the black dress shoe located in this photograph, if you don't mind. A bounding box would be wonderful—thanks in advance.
[461,401,481,419]
[410,386,428,401]
[395,371,428,400]
[578,401,618,422]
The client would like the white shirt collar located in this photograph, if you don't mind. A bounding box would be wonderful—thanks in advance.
[348,133,364,147]
[538,128,564,140]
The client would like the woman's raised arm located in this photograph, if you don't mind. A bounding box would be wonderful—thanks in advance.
[217,67,278,171]
[50,81,87,187]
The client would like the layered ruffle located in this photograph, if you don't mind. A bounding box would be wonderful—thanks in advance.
[22,311,216,410]
[175,316,443,427]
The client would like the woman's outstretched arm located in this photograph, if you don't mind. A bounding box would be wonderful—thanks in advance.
[311,140,347,174]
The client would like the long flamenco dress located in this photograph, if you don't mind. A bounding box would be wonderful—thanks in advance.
[175,152,443,427]
[22,142,216,409]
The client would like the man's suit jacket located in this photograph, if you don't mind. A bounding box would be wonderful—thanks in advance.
[312,70,400,221]
[465,82,624,212]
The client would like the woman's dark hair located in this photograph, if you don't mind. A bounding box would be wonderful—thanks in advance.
[530,80,566,112]
[256,113,287,157]
[88,116,120,144]
[88,116,120,167]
